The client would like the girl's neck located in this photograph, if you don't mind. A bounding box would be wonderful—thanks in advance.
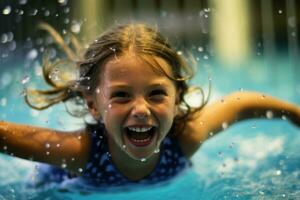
[107,137,160,181]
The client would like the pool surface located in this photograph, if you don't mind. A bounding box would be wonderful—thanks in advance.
[1,51,299,199]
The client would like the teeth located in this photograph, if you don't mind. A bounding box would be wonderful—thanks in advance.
[128,127,152,132]
[131,137,151,143]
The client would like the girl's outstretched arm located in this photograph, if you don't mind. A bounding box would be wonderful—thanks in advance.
[0,121,91,174]
[178,91,300,157]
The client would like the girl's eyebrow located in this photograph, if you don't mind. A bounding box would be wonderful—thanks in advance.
[108,82,170,90]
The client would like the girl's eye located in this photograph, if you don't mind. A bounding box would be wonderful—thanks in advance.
[149,90,167,100]
[150,89,167,96]
[111,91,130,98]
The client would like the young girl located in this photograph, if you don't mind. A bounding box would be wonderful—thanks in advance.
[0,23,300,191]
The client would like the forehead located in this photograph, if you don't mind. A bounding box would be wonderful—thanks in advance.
[101,53,173,82]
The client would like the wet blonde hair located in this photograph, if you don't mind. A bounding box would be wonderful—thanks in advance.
[25,23,210,133]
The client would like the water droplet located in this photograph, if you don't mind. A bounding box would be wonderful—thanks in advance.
[71,22,81,34]
[154,148,160,153]
[19,0,27,5]
[209,132,214,137]
[64,7,70,13]
[281,115,287,120]
[78,168,83,173]
[239,88,244,92]
[222,122,228,130]
[275,170,281,176]
[77,136,82,140]
[122,145,126,149]
[3,146,7,150]
[3,6,11,15]
[251,124,256,129]
[1,34,8,43]
[26,49,38,60]
[109,47,116,52]
[203,55,209,60]
[18,9,24,15]
[259,191,265,195]
[140,158,146,162]
[71,157,75,161]
[177,51,182,55]
[278,10,283,14]
[46,151,50,155]
[198,46,203,52]
[58,0,68,5]
[8,41,16,51]
[29,9,38,16]
[96,88,100,94]
[64,18,70,24]
[266,110,274,119]
[204,8,210,12]
[45,143,50,148]
[288,16,296,28]
[108,104,112,108]
[44,10,50,16]
[61,163,67,168]
[21,75,30,84]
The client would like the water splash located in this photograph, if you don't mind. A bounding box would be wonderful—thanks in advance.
[266,110,274,119]
[45,143,51,148]
[26,49,38,60]
[222,122,228,130]
[21,75,30,85]
[2,6,11,15]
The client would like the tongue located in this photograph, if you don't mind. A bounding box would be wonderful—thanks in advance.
[128,130,151,140]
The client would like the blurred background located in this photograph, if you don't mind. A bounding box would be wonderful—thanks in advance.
[1,0,299,61]
[0,0,300,199]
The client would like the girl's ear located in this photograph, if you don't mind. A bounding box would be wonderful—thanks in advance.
[85,94,101,121]
[174,90,182,117]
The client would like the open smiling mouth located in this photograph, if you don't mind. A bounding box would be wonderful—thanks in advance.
[124,126,157,147]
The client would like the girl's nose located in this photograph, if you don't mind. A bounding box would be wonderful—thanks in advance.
[132,99,151,120]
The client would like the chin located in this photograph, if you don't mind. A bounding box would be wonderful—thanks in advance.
[126,150,155,161]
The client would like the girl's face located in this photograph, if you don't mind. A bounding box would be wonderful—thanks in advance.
[89,52,179,161]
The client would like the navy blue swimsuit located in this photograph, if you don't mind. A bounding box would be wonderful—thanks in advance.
[30,124,191,191]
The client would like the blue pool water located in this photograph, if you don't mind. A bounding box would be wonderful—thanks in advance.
[0,54,299,199]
